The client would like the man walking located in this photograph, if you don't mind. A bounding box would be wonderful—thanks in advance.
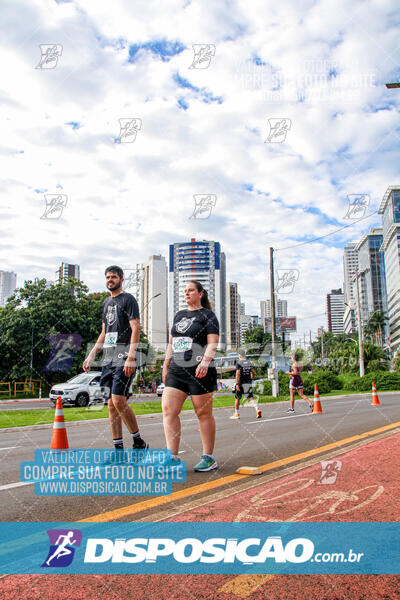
[230,350,262,420]
[83,265,148,450]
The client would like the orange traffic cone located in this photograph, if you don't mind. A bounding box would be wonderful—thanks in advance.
[371,381,381,406]
[312,384,323,413]
[50,396,69,449]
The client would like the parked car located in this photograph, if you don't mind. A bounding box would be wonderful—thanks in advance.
[156,383,165,397]
[49,372,103,407]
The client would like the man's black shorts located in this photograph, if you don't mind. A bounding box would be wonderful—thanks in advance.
[100,363,133,397]
[165,366,217,396]
[235,382,254,400]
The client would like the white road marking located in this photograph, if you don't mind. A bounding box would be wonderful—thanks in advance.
[0,446,20,451]
[247,413,313,424]
[0,481,33,492]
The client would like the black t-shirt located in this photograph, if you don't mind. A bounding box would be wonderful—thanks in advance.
[102,292,139,364]
[236,358,253,384]
[169,308,219,371]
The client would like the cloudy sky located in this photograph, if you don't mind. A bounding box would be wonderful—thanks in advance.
[1,0,399,343]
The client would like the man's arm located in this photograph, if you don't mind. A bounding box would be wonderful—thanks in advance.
[251,368,256,380]
[82,323,106,372]
[124,318,140,377]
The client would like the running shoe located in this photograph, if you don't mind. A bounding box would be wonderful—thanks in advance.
[230,413,240,420]
[163,456,182,470]
[287,408,295,413]
[133,437,149,450]
[193,455,218,472]
[256,409,262,419]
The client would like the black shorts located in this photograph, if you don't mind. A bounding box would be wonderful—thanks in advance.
[235,383,254,400]
[100,363,133,397]
[165,366,217,396]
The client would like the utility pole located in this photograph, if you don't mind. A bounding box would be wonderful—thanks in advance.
[354,272,365,377]
[321,328,324,360]
[269,248,279,396]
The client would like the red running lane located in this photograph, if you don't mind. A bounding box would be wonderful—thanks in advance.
[2,432,400,600]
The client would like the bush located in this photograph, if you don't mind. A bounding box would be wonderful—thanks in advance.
[366,359,389,373]
[301,371,342,395]
[345,371,400,391]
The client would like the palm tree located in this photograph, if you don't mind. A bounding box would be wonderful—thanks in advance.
[366,312,389,347]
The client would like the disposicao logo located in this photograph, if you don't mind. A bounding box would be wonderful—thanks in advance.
[83,536,314,564]
[42,529,82,568]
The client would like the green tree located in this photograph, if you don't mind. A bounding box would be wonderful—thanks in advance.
[0,278,152,392]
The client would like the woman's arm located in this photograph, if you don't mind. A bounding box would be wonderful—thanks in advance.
[195,333,219,378]
[162,336,173,383]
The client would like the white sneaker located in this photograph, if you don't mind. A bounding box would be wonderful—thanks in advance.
[230,413,240,419]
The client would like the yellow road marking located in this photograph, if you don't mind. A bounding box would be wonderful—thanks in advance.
[80,420,400,522]
[218,574,276,597]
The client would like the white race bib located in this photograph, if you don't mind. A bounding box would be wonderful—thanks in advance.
[172,336,193,353]
[104,332,118,348]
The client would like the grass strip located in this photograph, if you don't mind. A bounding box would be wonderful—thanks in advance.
[0,389,393,429]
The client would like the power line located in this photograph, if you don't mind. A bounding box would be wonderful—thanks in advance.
[275,209,379,252]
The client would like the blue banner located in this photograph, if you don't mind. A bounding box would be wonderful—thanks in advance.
[0,522,399,574]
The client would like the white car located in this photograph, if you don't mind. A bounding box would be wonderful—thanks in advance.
[49,372,103,407]
[156,383,165,397]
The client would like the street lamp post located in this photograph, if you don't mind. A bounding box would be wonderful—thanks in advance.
[352,273,365,377]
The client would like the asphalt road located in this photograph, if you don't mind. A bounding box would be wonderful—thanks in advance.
[0,392,399,522]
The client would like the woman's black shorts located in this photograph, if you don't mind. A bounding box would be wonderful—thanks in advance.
[165,366,217,396]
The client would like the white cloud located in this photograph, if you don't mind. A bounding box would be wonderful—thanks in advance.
[0,0,399,343]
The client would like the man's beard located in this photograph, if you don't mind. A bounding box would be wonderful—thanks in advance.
[108,282,121,291]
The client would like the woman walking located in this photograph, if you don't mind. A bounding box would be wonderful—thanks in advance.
[286,353,313,413]
[162,280,219,471]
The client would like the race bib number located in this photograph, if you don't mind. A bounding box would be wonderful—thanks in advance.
[172,337,193,353]
[104,332,118,348]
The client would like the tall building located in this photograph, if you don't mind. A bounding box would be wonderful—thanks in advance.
[55,263,80,284]
[141,255,168,351]
[123,257,168,350]
[379,186,400,350]
[168,239,226,347]
[239,314,253,346]
[355,228,388,339]
[343,243,358,306]
[226,282,240,350]
[327,288,345,334]
[0,271,17,307]
[264,298,288,318]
